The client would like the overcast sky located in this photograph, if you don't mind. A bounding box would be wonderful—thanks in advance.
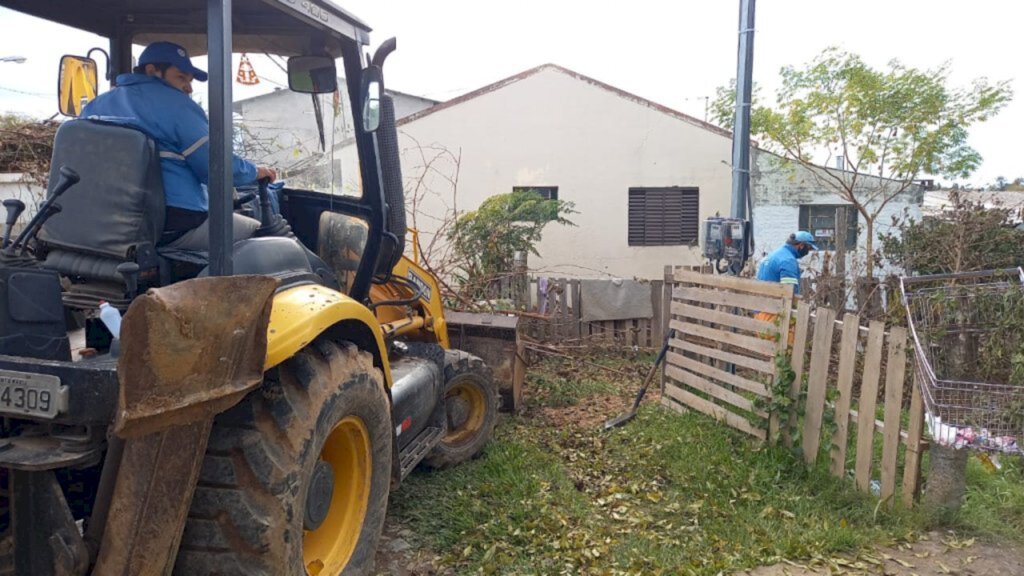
[0,1,1020,186]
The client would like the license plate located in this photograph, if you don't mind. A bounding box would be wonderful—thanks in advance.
[0,370,68,419]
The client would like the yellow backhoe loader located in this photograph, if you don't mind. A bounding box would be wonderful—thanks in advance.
[0,1,502,574]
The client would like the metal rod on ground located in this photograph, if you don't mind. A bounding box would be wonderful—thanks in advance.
[604,329,674,430]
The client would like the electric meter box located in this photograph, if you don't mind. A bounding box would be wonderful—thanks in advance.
[703,217,751,264]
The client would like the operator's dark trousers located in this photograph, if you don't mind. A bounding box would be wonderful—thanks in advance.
[166,213,260,251]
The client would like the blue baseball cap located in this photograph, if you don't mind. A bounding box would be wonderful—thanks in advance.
[793,230,819,250]
[139,42,208,82]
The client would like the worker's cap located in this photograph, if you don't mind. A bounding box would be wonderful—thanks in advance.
[139,42,208,82]
[792,230,819,250]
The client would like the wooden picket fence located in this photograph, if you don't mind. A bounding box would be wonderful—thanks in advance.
[661,269,927,508]
[524,277,666,348]
[784,302,927,508]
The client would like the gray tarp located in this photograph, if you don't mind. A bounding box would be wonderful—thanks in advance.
[579,278,653,322]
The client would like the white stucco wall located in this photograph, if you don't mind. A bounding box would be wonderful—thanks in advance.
[751,151,924,279]
[334,65,735,280]
[0,173,45,235]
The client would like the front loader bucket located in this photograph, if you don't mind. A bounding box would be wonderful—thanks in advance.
[445,311,524,412]
[94,276,277,576]
[112,275,279,438]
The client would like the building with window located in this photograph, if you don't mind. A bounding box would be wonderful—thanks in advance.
[318,64,923,280]
[750,152,924,277]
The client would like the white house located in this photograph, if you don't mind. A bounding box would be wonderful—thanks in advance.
[0,173,45,235]
[314,64,924,281]
[751,151,924,277]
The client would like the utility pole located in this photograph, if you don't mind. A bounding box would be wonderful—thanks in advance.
[730,0,755,223]
[700,0,757,275]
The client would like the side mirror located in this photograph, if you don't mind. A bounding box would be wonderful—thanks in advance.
[287,55,338,94]
[58,55,98,117]
[360,66,383,133]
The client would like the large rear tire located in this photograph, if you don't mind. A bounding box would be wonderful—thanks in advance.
[422,351,499,469]
[175,340,392,576]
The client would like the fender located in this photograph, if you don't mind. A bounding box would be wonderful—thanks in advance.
[265,284,392,386]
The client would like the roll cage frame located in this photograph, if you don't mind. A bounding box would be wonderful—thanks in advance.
[0,0,389,302]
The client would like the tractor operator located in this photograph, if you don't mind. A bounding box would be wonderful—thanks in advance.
[756,230,818,296]
[82,41,277,251]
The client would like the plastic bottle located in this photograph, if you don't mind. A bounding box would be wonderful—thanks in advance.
[98,301,122,339]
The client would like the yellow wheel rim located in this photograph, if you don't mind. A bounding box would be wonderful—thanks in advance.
[443,379,486,446]
[303,416,372,575]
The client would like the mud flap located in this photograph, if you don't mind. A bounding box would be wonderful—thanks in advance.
[93,276,277,576]
[444,311,523,412]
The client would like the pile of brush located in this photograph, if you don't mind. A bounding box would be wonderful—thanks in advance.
[0,114,58,187]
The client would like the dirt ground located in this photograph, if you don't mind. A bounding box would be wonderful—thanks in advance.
[538,388,662,429]
[373,516,451,576]
[375,510,1024,576]
[738,532,1024,576]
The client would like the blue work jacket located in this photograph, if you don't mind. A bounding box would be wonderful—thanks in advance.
[82,73,257,212]
[756,243,802,295]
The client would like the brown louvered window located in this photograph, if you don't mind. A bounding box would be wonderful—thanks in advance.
[628,187,699,246]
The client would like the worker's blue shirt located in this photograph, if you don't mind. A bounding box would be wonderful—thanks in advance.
[81,73,257,213]
[756,243,802,295]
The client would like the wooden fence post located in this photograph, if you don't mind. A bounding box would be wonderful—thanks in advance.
[901,373,926,507]
[558,278,569,340]
[572,279,582,340]
[515,257,529,310]
[802,307,837,465]
[879,326,908,508]
[830,313,860,478]
[854,321,885,493]
[783,301,812,448]
[651,279,664,347]
[663,265,673,340]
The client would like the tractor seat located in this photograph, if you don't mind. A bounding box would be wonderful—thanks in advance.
[36,119,201,308]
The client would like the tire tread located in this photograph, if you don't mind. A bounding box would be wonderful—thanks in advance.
[175,341,386,576]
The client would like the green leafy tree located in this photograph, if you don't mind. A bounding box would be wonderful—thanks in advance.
[449,190,575,303]
[713,48,1013,279]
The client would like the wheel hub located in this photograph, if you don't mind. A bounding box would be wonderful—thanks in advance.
[304,459,335,531]
[446,394,470,430]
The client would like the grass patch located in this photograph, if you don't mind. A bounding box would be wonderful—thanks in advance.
[390,354,1023,575]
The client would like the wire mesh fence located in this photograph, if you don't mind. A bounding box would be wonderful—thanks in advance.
[900,268,1024,452]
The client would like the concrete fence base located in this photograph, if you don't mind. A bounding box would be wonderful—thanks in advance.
[924,444,968,512]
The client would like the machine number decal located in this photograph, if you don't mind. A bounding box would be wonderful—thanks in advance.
[406,270,432,302]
